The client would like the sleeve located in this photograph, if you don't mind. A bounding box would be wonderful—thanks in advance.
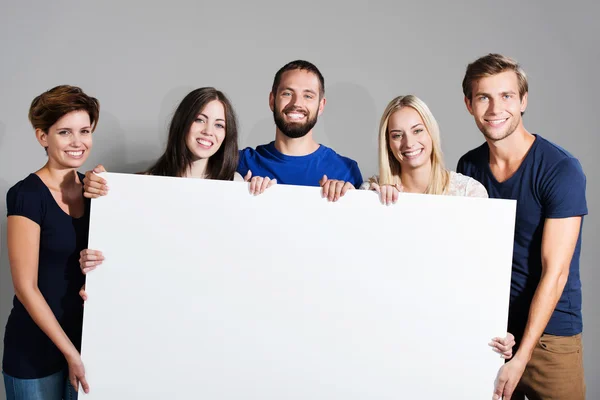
[465,178,488,198]
[236,149,250,177]
[542,158,587,218]
[349,161,364,189]
[6,181,44,226]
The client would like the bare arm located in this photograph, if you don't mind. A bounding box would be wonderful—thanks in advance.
[8,216,89,392]
[493,216,581,399]
[514,216,581,362]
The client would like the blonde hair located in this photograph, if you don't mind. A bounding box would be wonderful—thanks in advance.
[376,95,450,195]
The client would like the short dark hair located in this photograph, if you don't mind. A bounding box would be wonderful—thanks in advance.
[29,85,100,133]
[146,87,239,181]
[271,60,325,99]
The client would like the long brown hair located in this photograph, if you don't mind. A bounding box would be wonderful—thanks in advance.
[146,87,239,180]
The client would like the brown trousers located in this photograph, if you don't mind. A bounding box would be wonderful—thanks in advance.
[512,333,586,400]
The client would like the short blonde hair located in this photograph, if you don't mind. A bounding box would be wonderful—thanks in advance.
[377,95,450,195]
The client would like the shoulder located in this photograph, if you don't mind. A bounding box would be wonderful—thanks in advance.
[532,135,585,182]
[534,135,583,168]
[6,173,48,222]
[319,145,359,167]
[7,174,45,202]
[448,171,488,198]
[239,143,272,157]
[457,142,488,165]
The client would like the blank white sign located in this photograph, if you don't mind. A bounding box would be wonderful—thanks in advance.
[80,172,515,399]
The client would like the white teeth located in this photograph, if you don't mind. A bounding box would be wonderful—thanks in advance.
[403,149,422,157]
[66,151,83,156]
[488,118,508,125]
[287,113,305,120]
[197,139,212,147]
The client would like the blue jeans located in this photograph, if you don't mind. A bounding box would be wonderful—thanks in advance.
[3,369,78,400]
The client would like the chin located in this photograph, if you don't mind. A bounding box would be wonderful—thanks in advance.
[193,150,218,159]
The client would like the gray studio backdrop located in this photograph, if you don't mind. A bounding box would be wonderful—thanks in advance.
[0,1,598,398]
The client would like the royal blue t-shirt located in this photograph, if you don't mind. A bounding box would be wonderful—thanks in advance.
[237,142,363,188]
[3,173,89,379]
[457,134,587,339]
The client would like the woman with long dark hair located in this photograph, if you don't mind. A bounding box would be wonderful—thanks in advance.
[78,87,253,273]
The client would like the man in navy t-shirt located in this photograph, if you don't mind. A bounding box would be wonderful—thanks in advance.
[457,53,587,400]
[237,60,363,193]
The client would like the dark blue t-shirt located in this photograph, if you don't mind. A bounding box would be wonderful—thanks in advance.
[237,142,363,188]
[457,134,587,339]
[3,173,89,379]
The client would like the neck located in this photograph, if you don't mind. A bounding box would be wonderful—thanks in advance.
[486,125,535,167]
[186,158,209,178]
[400,162,432,194]
[38,161,81,189]
[274,130,320,156]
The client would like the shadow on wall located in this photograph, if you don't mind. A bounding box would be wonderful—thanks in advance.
[0,120,13,400]
[157,86,197,148]
[244,115,275,149]
[0,119,10,314]
[85,110,128,173]
[321,82,379,181]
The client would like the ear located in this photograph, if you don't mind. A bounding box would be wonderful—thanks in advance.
[464,96,474,115]
[269,92,275,112]
[317,97,326,116]
[35,128,48,149]
[520,92,528,114]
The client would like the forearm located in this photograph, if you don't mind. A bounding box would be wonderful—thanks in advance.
[16,287,79,361]
[515,270,568,361]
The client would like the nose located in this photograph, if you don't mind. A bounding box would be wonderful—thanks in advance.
[71,133,82,147]
[489,98,502,115]
[290,93,304,108]
[404,133,416,148]
[201,124,214,136]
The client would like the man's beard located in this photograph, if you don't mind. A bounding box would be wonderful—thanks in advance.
[273,104,318,139]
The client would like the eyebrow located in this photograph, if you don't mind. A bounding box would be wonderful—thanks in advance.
[389,123,424,133]
[57,126,91,131]
[198,113,225,123]
[281,87,318,96]
[475,90,517,97]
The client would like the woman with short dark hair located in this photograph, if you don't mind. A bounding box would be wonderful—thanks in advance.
[3,85,100,399]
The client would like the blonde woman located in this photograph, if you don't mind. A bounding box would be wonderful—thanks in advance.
[319,94,514,359]
[321,94,487,203]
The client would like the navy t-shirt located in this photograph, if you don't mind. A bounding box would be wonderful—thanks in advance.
[2,173,89,379]
[457,134,587,340]
[237,142,363,188]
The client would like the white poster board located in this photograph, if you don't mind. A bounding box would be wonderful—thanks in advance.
[80,172,515,399]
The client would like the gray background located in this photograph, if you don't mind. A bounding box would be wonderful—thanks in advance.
[0,0,597,398]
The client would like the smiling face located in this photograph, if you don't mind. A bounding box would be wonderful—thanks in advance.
[465,70,528,142]
[387,106,433,171]
[37,110,93,169]
[185,99,226,160]
[270,69,325,139]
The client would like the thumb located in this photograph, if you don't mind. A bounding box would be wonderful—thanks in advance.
[493,372,507,400]
[244,170,252,182]
[319,174,328,186]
